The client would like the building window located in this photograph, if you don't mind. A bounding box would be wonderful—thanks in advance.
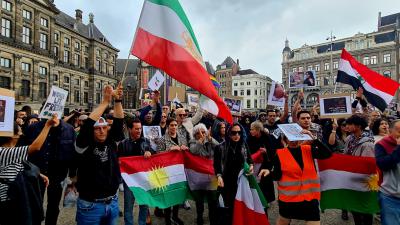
[83,92,88,103]
[21,62,31,72]
[64,76,70,83]
[22,26,31,44]
[84,81,89,87]
[21,80,30,97]
[64,37,70,46]
[324,77,329,86]
[370,56,377,64]
[74,90,80,103]
[0,76,10,88]
[324,62,330,71]
[74,54,80,66]
[255,89,258,95]
[333,61,339,69]
[298,66,303,72]
[96,82,101,89]
[383,54,391,63]
[75,42,80,50]
[39,82,47,98]
[104,63,108,74]
[40,18,48,27]
[74,79,79,85]
[53,46,58,57]
[96,49,100,56]
[240,82,244,86]
[96,93,101,104]
[246,89,250,96]
[84,46,89,53]
[307,65,313,71]
[1,0,11,11]
[1,18,11,37]
[39,66,47,77]
[254,99,257,108]
[233,90,238,96]
[64,50,70,63]
[234,83,238,87]
[383,70,391,78]
[315,64,320,72]
[0,57,11,68]
[240,90,244,96]
[363,56,370,65]
[246,81,250,85]
[39,33,47,49]
[22,9,31,20]
[292,68,297,72]
[52,74,58,81]
[110,66,114,75]
[96,60,101,71]
[54,33,59,41]
[84,57,88,68]
[246,100,251,109]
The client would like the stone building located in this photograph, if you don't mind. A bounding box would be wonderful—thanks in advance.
[231,69,272,111]
[281,12,400,109]
[215,56,240,97]
[0,0,119,112]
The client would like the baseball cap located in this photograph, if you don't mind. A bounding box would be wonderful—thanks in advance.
[93,117,108,127]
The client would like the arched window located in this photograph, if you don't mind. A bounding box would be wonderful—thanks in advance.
[306,93,319,105]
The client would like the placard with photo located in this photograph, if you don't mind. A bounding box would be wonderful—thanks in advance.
[319,94,352,118]
[289,70,317,88]
[0,88,15,136]
[223,97,242,115]
[143,126,162,151]
[268,81,285,107]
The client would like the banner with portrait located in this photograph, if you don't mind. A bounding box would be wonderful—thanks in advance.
[289,70,317,88]
[268,81,285,107]
[0,88,15,136]
[223,97,242,115]
[319,94,352,118]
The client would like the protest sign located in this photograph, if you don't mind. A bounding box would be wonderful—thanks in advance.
[0,88,15,136]
[268,81,285,107]
[289,71,317,88]
[319,94,352,118]
[223,97,242,115]
[277,123,312,142]
[39,86,68,119]
[187,93,199,106]
[148,70,166,91]
[143,126,162,151]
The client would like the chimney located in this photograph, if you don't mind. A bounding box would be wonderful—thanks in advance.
[236,59,239,66]
[89,13,94,23]
[75,9,82,23]
[378,12,382,29]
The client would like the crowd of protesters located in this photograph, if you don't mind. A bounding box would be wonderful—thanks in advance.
[0,84,399,225]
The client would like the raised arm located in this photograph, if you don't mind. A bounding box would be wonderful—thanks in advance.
[279,92,289,123]
[89,85,113,122]
[191,106,204,126]
[28,114,59,154]
[113,82,124,119]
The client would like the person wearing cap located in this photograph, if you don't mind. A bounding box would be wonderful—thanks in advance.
[258,129,332,225]
[73,84,124,225]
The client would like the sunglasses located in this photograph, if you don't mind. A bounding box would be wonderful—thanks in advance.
[178,114,187,117]
[162,116,167,118]
[230,131,241,136]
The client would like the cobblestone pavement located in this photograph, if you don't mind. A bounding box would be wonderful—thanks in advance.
[51,191,380,225]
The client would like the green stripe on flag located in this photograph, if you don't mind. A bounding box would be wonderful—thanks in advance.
[244,162,268,208]
[321,189,379,214]
[147,0,201,54]
[130,181,189,209]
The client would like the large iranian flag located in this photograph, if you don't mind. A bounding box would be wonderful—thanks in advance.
[233,163,270,225]
[131,0,232,123]
[318,154,380,214]
[183,151,218,191]
[119,151,189,209]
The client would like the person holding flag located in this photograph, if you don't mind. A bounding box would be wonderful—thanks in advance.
[258,128,332,225]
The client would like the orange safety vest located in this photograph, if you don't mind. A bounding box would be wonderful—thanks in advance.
[277,145,320,202]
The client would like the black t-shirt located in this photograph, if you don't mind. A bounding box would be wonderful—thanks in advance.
[75,118,124,200]
[264,121,283,150]
[171,136,179,145]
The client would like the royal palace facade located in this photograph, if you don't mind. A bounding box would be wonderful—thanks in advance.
[0,0,119,112]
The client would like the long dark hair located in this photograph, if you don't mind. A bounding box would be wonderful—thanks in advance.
[371,118,388,135]
[225,122,247,144]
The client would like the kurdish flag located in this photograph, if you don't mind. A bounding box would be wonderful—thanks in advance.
[233,163,270,225]
[119,151,189,209]
[131,0,232,123]
[183,151,218,191]
[318,154,380,214]
[336,49,400,111]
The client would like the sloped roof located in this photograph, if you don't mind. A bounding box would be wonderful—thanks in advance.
[116,59,139,74]
[381,12,400,27]
[55,11,117,50]
[219,56,236,68]
[237,69,258,75]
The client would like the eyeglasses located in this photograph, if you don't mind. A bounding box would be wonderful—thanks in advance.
[230,131,241,136]
[162,116,167,118]
[178,114,187,117]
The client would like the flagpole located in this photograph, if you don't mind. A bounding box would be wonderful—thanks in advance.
[121,53,132,83]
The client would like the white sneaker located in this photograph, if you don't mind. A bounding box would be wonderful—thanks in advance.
[183,200,191,210]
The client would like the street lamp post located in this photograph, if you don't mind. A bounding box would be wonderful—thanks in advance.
[326,31,336,93]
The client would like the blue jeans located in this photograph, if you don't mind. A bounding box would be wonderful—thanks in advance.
[123,182,149,225]
[379,192,400,225]
[76,196,119,225]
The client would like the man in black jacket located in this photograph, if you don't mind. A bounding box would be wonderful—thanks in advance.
[118,118,152,225]
[73,84,124,225]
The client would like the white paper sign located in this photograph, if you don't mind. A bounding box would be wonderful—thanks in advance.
[277,123,312,142]
[268,81,285,107]
[39,86,68,119]
[143,126,162,151]
[187,93,199,106]
[0,88,15,136]
[148,70,165,91]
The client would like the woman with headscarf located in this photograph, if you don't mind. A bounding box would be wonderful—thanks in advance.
[189,123,219,225]
[258,129,332,225]
[214,123,254,225]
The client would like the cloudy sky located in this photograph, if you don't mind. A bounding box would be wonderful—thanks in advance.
[55,0,398,81]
